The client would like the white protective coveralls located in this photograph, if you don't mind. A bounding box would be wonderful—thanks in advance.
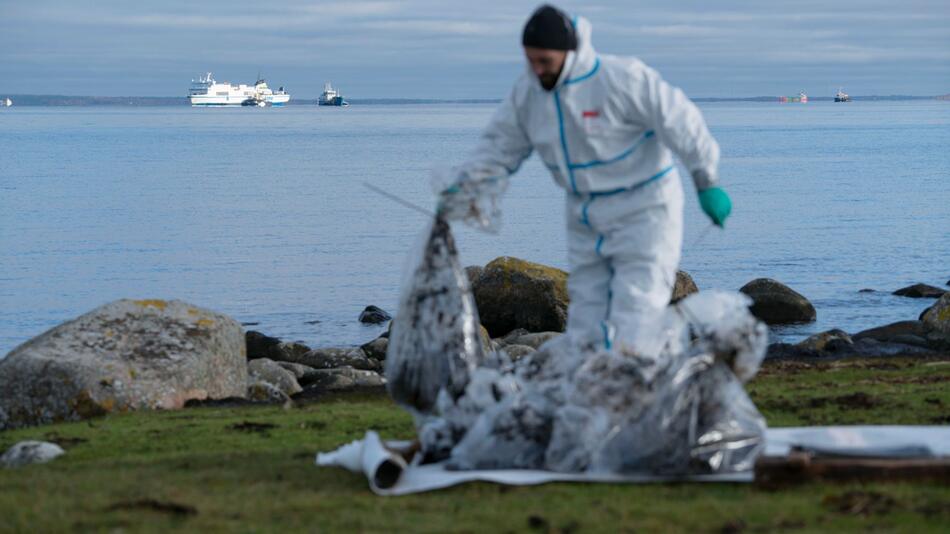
[449,16,720,356]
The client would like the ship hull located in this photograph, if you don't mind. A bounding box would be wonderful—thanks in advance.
[191,94,290,107]
[318,96,348,106]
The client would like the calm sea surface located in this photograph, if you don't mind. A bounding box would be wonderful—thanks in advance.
[1,101,948,355]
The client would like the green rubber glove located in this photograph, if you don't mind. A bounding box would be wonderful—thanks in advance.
[698,187,732,228]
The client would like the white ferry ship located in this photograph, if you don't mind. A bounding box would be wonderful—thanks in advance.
[189,73,290,107]
[318,82,348,106]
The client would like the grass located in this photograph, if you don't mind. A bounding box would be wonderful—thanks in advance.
[1,357,948,533]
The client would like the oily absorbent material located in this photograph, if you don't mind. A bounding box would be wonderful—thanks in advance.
[316,426,950,496]
[384,215,771,477]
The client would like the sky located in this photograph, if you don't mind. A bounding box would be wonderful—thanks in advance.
[1,0,948,99]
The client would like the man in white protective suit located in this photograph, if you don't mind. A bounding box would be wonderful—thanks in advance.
[438,4,732,357]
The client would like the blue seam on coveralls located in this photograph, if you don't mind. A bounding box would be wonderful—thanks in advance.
[576,163,674,226]
[601,322,612,350]
[553,51,602,195]
[594,237,613,349]
[586,165,676,198]
[565,57,601,85]
[553,91,579,195]
[569,130,655,170]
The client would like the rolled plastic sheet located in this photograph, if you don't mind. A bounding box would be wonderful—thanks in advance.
[317,426,950,496]
[316,431,409,493]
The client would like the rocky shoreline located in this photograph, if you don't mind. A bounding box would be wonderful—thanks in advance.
[1,256,947,441]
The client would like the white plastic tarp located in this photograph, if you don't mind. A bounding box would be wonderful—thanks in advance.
[315,426,950,496]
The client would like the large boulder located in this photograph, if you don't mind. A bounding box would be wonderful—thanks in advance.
[0,299,247,430]
[671,271,699,304]
[893,284,947,299]
[922,293,950,348]
[739,279,816,325]
[472,257,569,337]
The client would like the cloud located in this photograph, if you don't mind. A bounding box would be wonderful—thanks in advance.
[361,19,513,37]
[635,24,724,37]
[2,0,948,97]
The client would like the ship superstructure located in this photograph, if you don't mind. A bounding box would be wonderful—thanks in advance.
[835,87,851,102]
[189,73,290,107]
[318,82,348,106]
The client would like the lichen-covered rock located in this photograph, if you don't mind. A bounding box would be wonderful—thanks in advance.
[922,293,950,348]
[286,348,381,372]
[893,283,947,299]
[2,441,65,468]
[797,329,853,352]
[671,271,699,304]
[473,257,569,337]
[739,278,816,325]
[247,358,302,396]
[0,299,247,430]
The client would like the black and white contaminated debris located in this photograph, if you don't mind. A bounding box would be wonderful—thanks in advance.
[385,216,487,416]
[388,215,769,475]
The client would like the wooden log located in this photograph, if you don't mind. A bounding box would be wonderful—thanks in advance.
[755,451,950,488]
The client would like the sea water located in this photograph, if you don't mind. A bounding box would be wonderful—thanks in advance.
[1,101,947,355]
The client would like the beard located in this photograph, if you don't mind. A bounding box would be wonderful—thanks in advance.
[539,73,558,91]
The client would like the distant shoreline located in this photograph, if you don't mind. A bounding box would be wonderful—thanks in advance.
[0,94,945,106]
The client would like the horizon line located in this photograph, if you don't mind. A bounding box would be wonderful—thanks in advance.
[2,93,947,104]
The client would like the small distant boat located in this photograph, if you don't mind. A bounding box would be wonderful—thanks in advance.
[834,88,851,102]
[318,82,348,106]
[2,98,11,107]
[779,91,808,103]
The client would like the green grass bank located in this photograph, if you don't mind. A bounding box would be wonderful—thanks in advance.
[1,357,948,533]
